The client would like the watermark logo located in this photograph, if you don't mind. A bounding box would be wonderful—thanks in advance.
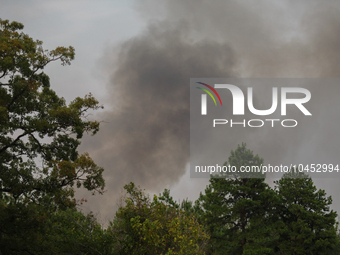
[190,78,340,179]
[198,83,311,116]
[196,82,222,115]
[196,82,311,128]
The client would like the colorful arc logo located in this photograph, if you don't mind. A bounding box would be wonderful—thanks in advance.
[196,82,222,106]
[196,82,222,115]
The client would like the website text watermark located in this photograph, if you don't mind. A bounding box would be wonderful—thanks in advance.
[195,164,340,175]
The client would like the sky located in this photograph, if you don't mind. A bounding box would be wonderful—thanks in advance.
[2,0,340,223]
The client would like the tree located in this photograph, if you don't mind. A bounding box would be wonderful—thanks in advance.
[198,143,278,254]
[108,182,209,255]
[0,19,105,253]
[46,208,113,255]
[274,171,338,254]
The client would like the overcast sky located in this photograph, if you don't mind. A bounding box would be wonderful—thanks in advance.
[2,0,340,223]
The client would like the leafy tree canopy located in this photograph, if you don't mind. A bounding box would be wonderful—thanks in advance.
[274,170,338,254]
[0,19,105,253]
[197,144,339,254]
[108,182,209,255]
[198,143,277,254]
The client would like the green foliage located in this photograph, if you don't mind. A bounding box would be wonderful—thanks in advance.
[197,144,339,254]
[46,208,113,255]
[108,182,209,255]
[274,170,338,254]
[198,143,277,254]
[0,206,113,255]
[0,19,105,253]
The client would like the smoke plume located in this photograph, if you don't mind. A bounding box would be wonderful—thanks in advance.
[80,0,340,220]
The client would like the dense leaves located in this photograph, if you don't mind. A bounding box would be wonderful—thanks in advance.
[197,144,339,254]
[274,171,338,254]
[198,143,278,254]
[108,182,209,255]
[0,19,105,253]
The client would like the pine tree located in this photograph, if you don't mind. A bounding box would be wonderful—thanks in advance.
[274,171,338,254]
[198,143,277,254]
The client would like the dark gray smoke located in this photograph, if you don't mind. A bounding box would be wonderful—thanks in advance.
[79,0,340,220]
[80,20,237,218]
